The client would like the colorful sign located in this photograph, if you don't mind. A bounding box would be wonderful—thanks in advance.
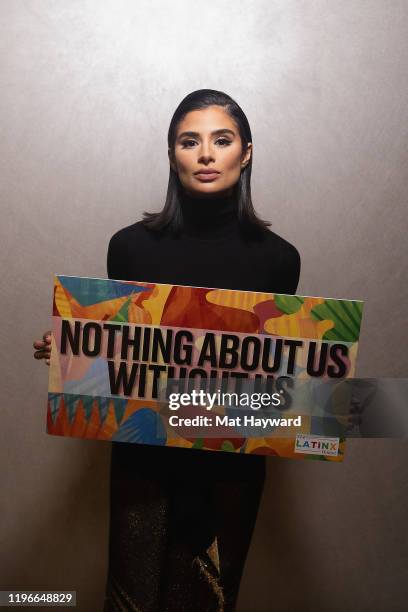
[47,275,364,461]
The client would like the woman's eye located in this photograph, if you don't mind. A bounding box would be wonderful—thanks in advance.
[216,138,232,146]
[181,140,197,148]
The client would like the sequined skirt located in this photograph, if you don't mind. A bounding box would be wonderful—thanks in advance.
[103,443,266,612]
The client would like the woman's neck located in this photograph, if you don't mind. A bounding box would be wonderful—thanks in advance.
[179,189,239,240]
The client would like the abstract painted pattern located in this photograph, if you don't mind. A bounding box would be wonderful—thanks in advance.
[47,276,363,461]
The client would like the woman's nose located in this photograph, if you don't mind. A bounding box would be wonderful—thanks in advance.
[198,142,215,162]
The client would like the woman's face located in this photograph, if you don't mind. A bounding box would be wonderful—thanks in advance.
[169,105,252,198]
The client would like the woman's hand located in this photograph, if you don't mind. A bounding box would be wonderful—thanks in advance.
[33,330,52,366]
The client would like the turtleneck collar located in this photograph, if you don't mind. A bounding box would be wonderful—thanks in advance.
[179,190,240,240]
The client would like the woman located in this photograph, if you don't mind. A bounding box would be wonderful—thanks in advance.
[34,89,300,612]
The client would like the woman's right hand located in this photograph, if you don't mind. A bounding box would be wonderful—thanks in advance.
[33,330,52,366]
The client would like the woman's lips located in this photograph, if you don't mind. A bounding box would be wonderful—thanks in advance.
[194,172,220,181]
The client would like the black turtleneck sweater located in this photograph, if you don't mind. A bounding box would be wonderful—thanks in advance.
[106,193,300,481]
[107,192,300,294]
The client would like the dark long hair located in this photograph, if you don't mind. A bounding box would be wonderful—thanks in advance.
[142,89,270,235]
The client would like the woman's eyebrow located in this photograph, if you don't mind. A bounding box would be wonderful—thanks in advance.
[177,128,236,140]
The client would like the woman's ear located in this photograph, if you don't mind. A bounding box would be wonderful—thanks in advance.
[168,148,177,173]
[241,142,252,169]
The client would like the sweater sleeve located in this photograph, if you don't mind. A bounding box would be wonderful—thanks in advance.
[280,243,301,295]
[107,231,128,281]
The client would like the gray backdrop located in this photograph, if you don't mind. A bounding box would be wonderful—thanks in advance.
[1,1,407,610]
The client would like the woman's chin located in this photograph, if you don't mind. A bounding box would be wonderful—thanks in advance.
[183,184,234,199]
